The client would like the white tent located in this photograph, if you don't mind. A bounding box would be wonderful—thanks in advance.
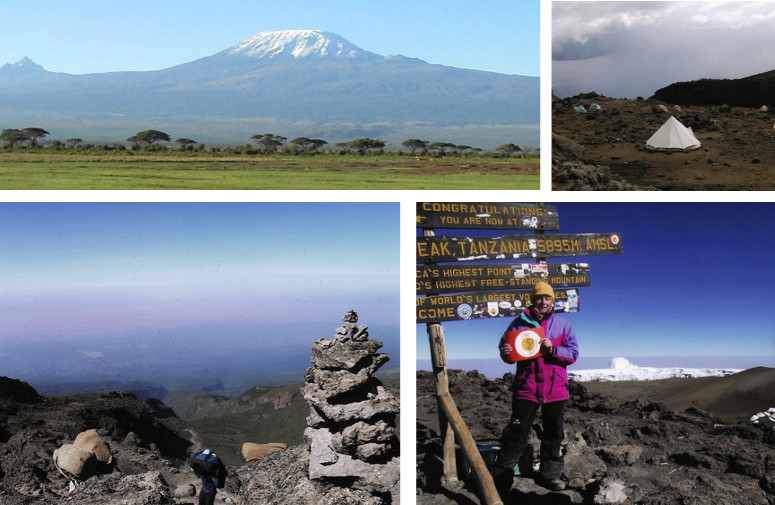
[645,116,701,151]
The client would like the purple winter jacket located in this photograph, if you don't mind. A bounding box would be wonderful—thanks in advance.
[499,307,579,403]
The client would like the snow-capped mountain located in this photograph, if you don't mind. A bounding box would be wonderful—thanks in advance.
[225,30,379,60]
[569,357,741,382]
[0,30,539,146]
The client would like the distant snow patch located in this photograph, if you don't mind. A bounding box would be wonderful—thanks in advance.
[569,356,740,382]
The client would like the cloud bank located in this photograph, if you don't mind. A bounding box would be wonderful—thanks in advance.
[553,2,775,98]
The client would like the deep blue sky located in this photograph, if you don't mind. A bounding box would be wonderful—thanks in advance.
[1,1,539,77]
[417,203,775,366]
[0,203,399,342]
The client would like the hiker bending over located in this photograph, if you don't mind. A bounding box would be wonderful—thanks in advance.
[492,281,579,496]
[188,448,227,505]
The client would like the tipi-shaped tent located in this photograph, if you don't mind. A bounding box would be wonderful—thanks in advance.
[645,116,701,151]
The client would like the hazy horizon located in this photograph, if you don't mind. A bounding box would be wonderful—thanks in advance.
[418,355,775,379]
[0,203,399,394]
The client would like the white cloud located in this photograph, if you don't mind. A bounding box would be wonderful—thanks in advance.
[79,351,104,359]
[554,2,775,97]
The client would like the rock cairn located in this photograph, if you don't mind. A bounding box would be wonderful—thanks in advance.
[302,310,400,503]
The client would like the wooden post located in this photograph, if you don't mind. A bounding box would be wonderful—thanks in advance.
[426,321,458,482]
[438,392,504,505]
[423,226,503,504]
[423,227,458,482]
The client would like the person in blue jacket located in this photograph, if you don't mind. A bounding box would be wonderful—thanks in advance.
[492,281,579,496]
[188,448,227,505]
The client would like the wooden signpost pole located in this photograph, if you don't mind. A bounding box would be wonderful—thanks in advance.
[422,228,458,482]
[423,228,503,505]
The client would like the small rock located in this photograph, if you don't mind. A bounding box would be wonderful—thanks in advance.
[175,483,196,497]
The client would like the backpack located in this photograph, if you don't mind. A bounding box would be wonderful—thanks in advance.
[189,450,226,488]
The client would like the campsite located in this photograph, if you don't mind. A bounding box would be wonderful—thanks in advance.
[552,93,775,190]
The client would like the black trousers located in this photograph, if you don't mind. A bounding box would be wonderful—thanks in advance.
[493,399,566,492]
[199,489,216,505]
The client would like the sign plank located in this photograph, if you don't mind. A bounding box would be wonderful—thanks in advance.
[416,262,590,294]
[417,233,622,263]
[417,202,560,231]
[416,288,580,323]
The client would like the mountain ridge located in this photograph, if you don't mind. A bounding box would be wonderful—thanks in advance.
[651,67,775,107]
[0,30,539,148]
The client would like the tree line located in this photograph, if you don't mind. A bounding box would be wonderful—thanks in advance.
[0,128,536,157]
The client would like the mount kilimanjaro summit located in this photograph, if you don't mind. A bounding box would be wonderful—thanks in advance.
[0,30,539,148]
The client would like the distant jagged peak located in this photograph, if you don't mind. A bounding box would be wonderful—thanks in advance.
[1,56,47,72]
[225,29,379,60]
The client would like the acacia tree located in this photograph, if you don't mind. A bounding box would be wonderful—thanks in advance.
[127,130,171,147]
[428,142,457,156]
[0,129,26,148]
[289,137,327,154]
[336,138,385,155]
[495,143,523,156]
[251,133,286,154]
[175,138,197,151]
[22,127,50,147]
[402,138,428,154]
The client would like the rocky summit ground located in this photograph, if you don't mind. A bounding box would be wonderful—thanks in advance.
[416,369,775,505]
[552,92,775,190]
[0,375,399,505]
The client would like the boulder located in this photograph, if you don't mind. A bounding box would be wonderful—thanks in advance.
[174,483,196,497]
[74,429,113,465]
[241,442,286,462]
[53,443,97,479]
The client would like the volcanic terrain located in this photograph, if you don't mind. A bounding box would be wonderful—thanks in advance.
[416,368,775,504]
[552,93,775,190]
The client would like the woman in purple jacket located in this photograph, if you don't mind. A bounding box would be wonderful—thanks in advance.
[492,281,579,495]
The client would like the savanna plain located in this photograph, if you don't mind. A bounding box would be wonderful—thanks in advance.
[0,152,538,190]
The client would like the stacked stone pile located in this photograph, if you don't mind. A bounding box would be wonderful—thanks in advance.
[302,310,400,503]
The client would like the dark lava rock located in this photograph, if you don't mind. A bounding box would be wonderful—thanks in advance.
[416,369,775,505]
[0,376,43,404]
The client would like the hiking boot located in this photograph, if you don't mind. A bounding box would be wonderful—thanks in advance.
[539,478,566,491]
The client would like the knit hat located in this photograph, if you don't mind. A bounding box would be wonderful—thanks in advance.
[530,281,555,301]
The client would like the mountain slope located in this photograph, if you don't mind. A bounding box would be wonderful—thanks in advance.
[0,30,538,146]
[652,68,775,107]
[583,367,775,422]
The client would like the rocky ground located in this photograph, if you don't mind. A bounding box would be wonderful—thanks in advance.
[416,369,775,505]
[0,376,244,505]
[0,311,400,505]
[552,92,775,190]
[0,375,399,505]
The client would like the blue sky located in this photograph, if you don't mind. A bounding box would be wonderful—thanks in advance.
[417,202,775,367]
[0,203,399,342]
[1,0,539,77]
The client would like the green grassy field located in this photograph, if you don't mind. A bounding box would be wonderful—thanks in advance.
[0,152,539,190]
